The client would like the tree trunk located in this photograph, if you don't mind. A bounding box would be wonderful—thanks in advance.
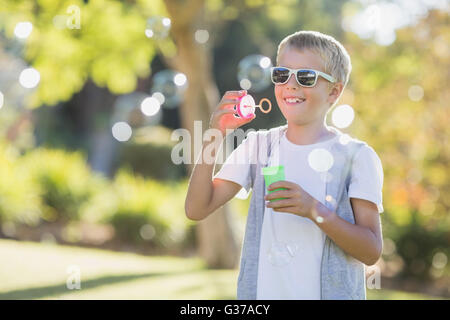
[163,0,239,269]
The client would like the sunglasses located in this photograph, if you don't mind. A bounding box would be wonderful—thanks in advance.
[270,67,336,87]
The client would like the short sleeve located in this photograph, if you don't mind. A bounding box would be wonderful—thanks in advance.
[213,132,257,193]
[348,145,384,213]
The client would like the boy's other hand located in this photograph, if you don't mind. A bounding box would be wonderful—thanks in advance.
[265,180,318,219]
[209,90,255,137]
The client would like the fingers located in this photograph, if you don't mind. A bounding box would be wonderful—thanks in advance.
[217,90,247,110]
[264,189,295,201]
[223,90,247,99]
[216,108,236,116]
[266,198,298,209]
[219,98,240,109]
[242,112,256,122]
[273,206,298,214]
[268,180,298,191]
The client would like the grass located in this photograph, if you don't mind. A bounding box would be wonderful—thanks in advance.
[0,239,446,300]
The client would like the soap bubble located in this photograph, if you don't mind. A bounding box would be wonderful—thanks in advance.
[19,68,40,89]
[14,22,33,39]
[145,16,171,39]
[432,252,447,269]
[239,79,252,90]
[140,97,162,126]
[113,92,161,127]
[308,148,334,172]
[237,54,272,92]
[174,73,187,86]
[140,224,156,240]
[151,92,165,105]
[150,70,187,109]
[408,85,424,102]
[140,97,160,116]
[195,29,209,44]
[331,104,355,129]
[267,241,300,267]
[112,121,132,142]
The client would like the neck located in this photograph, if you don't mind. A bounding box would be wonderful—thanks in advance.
[285,121,335,145]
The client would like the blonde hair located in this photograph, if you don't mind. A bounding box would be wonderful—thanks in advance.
[277,30,352,90]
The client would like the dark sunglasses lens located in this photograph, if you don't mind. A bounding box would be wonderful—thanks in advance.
[272,68,290,83]
[297,70,317,86]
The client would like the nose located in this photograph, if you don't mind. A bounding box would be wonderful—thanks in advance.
[285,72,298,90]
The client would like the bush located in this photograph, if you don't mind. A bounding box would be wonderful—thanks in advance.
[114,126,186,181]
[20,147,104,223]
[386,210,450,281]
[0,140,194,252]
[0,141,41,226]
[80,169,193,249]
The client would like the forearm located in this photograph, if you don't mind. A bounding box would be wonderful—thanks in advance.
[185,136,224,220]
[311,201,382,265]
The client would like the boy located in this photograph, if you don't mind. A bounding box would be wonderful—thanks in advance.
[185,31,384,300]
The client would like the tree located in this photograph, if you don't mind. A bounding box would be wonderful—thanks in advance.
[0,0,349,268]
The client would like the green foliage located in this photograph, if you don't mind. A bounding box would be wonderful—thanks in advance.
[0,0,163,106]
[386,211,449,281]
[81,169,192,248]
[0,141,193,251]
[0,142,41,226]
[116,126,187,181]
[20,147,102,222]
[345,10,450,282]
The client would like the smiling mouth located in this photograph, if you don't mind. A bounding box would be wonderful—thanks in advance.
[284,98,306,105]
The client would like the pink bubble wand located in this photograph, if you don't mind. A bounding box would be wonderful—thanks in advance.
[235,94,272,119]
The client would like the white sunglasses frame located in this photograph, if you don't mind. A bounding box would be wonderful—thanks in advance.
[270,67,336,87]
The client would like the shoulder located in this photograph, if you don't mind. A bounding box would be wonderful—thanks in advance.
[328,130,382,169]
[347,140,384,177]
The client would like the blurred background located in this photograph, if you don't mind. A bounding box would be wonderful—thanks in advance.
[0,0,448,300]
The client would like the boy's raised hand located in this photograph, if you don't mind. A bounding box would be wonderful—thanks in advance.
[209,90,256,137]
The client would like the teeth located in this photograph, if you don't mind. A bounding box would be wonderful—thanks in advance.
[285,98,304,103]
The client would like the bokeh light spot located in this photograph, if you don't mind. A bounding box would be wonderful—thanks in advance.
[432,252,447,269]
[19,68,40,89]
[308,148,334,172]
[140,224,156,240]
[239,79,252,90]
[140,97,161,116]
[152,92,165,105]
[112,122,132,142]
[195,29,209,44]
[331,104,355,128]
[14,22,33,39]
[408,85,424,101]
[174,73,187,86]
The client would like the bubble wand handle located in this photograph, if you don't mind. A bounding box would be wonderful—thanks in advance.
[256,98,272,113]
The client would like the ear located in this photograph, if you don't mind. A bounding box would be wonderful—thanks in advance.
[327,82,344,106]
